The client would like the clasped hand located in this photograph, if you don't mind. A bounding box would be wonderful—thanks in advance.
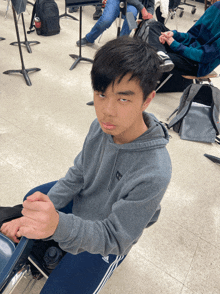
[0,192,59,243]
[159,31,174,46]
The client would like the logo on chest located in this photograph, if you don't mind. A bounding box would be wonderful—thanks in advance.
[116,171,123,181]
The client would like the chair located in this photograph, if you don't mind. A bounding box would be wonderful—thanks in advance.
[0,234,34,293]
[156,70,218,92]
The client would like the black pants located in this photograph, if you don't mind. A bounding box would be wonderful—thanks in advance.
[148,21,199,76]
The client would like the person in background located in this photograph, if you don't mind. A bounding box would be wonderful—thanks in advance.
[76,0,154,46]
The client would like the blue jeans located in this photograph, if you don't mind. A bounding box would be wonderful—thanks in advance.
[86,0,138,43]
[24,182,126,294]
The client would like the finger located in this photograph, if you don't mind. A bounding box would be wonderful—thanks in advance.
[17,226,41,240]
[26,192,50,202]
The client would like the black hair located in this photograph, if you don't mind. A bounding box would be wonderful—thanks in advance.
[91,36,163,101]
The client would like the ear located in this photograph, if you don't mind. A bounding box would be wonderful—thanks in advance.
[142,91,156,110]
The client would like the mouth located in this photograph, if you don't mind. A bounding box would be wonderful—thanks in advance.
[102,122,116,130]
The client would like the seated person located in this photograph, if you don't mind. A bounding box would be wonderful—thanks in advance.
[77,0,154,46]
[141,1,220,76]
[1,36,172,294]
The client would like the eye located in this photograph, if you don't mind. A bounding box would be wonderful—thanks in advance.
[120,98,128,102]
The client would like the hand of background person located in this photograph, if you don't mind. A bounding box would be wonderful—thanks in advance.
[159,31,174,46]
[141,7,153,20]
[16,192,59,240]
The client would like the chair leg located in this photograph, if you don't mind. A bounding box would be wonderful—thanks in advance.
[156,73,173,92]
[1,264,31,294]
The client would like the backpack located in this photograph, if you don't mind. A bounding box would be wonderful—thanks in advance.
[28,0,60,36]
[167,84,220,143]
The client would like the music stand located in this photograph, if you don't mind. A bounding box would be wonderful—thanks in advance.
[59,0,78,21]
[10,13,40,53]
[68,0,101,70]
[3,2,41,86]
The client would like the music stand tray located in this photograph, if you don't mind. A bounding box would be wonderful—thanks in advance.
[3,6,40,86]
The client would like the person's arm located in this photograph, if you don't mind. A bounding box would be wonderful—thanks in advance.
[46,150,84,211]
[48,170,171,256]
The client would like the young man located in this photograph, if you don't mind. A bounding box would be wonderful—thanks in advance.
[1,36,172,294]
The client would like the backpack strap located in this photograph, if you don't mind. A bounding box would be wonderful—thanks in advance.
[27,1,37,34]
[211,86,220,135]
[167,84,202,129]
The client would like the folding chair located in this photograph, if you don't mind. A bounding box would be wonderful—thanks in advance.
[156,70,219,92]
[0,234,51,293]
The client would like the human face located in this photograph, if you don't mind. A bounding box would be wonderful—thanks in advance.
[94,74,155,145]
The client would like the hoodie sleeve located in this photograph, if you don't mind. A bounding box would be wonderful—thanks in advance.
[127,0,144,12]
[48,166,171,256]
[47,151,84,210]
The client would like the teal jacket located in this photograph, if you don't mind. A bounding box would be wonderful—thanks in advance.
[47,113,172,256]
[170,2,220,77]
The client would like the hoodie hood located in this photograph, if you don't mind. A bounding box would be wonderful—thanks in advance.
[104,112,170,150]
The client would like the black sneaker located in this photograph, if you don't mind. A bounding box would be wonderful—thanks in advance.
[157,51,174,72]
[76,37,93,47]
[93,8,102,20]
[69,6,79,13]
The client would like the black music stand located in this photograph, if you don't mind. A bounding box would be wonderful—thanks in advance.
[3,2,40,86]
[59,0,78,21]
[68,0,101,70]
[10,13,40,53]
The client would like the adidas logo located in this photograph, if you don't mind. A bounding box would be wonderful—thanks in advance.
[102,256,109,263]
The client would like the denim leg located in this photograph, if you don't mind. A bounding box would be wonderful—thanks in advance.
[120,4,138,36]
[86,0,120,43]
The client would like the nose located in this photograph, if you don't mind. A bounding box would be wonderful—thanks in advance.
[103,98,117,117]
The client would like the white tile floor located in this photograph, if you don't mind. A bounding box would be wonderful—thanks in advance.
[1,0,220,293]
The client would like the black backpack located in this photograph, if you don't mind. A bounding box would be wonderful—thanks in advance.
[28,0,60,36]
[167,84,220,143]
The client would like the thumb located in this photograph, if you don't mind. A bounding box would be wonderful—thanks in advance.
[26,192,50,202]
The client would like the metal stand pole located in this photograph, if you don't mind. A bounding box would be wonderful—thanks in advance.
[10,13,40,53]
[3,6,41,86]
[69,6,93,70]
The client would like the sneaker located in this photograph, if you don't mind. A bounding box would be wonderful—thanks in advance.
[69,6,79,13]
[157,51,174,72]
[76,37,93,47]
[93,8,102,20]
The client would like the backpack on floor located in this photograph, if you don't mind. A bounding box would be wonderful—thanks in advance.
[167,84,220,143]
[28,0,60,36]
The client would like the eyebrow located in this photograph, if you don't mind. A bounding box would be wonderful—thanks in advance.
[116,90,135,96]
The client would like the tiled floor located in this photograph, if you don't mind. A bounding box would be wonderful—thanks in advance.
[1,0,220,293]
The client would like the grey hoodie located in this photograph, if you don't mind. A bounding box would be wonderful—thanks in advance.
[47,112,172,256]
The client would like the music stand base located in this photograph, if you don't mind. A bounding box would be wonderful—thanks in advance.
[3,68,41,86]
[10,40,40,53]
[69,54,93,70]
[59,12,78,20]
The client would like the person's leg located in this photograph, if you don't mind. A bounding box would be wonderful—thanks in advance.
[93,4,102,20]
[155,6,165,24]
[120,4,138,36]
[23,181,73,213]
[40,251,126,294]
[168,52,199,76]
[23,181,58,201]
[85,0,120,43]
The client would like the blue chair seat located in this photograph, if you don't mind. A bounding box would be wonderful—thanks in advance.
[0,234,16,273]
